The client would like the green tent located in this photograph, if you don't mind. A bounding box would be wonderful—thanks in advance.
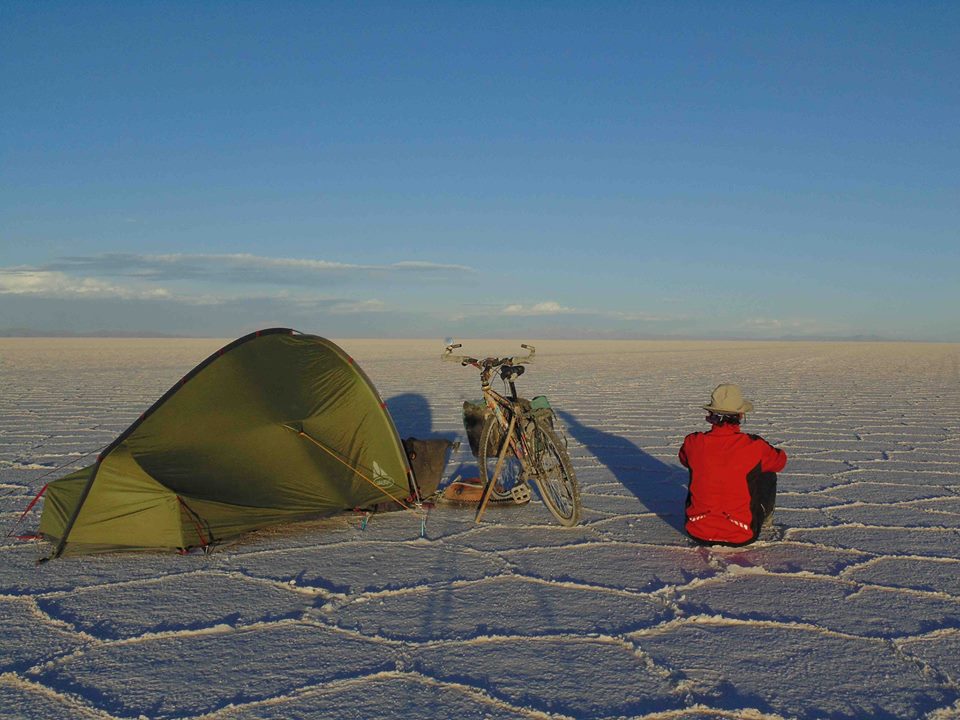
[39,328,415,558]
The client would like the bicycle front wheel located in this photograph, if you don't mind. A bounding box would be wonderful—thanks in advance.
[531,424,581,526]
[478,414,525,502]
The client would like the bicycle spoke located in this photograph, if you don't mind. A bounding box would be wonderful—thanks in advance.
[478,413,526,503]
[531,424,581,526]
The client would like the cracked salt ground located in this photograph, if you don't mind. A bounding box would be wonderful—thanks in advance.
[1,338,959,719]
[899,630,960,686]
[788,526,960,558]
[631,622,954,719]
[409,637,685,717]
[0,597,85,674]
[33,624,400,719]
[33,573,315,640]
[675,570,960,638]
[830,503,960,528]
[212,672,548,720]
[501,543,717,592]
[844,557,960,595]
[224,542,509,593]
[716,541,871,575]
[326,575,670,641]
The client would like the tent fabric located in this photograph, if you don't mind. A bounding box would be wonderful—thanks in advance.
[39,328,414,557]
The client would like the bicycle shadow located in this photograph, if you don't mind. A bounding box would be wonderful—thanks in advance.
[556,410,688,534]
[383,392,501,642]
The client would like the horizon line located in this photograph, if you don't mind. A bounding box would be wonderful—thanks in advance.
[1,328,954,344]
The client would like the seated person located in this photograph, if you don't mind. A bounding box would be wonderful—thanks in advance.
[679,384,787,546]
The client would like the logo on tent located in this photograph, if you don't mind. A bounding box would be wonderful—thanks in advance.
[372,461,394,487]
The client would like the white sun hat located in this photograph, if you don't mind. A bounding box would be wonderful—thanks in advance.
[703,384,754,414]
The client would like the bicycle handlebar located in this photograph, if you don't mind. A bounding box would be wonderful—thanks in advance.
[442,342,536,368]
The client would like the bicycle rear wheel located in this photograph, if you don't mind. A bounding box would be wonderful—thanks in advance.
[531,424,581,526]
[478,414,525,502]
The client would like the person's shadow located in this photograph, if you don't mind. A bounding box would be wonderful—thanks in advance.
[556,410,688,534]
[385,393,467,487]
[386,393,456,441]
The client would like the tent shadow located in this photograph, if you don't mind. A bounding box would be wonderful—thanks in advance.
[556,410,688,534]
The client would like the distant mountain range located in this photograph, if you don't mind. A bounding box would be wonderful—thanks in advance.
[0,327,186,338]
[0,327,911,342]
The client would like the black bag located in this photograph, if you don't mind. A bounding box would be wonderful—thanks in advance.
[462,400,488,458]
[403,437,455,499]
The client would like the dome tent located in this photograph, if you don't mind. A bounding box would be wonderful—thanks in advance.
[39,329,416,558]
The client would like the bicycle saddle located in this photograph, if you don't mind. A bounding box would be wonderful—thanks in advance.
[500,364,526,381]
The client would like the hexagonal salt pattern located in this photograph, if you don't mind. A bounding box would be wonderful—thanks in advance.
[1,338,958,719]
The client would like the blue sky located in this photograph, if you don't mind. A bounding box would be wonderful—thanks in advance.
[1,2,957,340]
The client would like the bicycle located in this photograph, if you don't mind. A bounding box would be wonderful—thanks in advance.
[442,342,581,526]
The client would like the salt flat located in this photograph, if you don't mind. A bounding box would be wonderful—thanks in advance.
[1,338,958,719]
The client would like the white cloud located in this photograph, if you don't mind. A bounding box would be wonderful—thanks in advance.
[502,301,576,315]
[0,269,171,300]
[0,265,398,321]
[742,316,852,337]
[160,253,376,273]
[389,260,474,272]
[46,253,474,284]
[329,299,388,314]
[615,310,679,323]
[745,317,784,330]
[0,251,476,306]
[499,302,679,323]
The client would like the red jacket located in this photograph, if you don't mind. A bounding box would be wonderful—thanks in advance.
[679,424,787,545]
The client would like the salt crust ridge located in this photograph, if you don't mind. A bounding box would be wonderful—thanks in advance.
[0,338,957,719]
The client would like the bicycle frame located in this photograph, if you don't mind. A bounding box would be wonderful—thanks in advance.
[475,385,531,521]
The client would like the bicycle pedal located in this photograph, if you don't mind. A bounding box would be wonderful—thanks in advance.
[511,484,532,504]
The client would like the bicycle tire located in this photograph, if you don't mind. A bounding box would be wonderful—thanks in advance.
[478,413,525,501]
[531,423,581,526]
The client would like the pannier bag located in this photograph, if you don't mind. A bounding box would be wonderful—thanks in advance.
[462,400,489,457]
[462,396,558,458]
[529,395,555,429]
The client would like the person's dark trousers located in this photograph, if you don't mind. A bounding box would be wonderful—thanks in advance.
[748,469,778,536]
